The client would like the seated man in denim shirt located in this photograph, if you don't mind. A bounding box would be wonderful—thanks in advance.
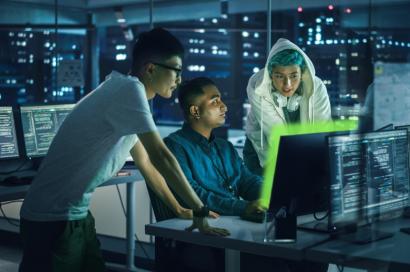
[164,77,263,216]
[164,77,327,272]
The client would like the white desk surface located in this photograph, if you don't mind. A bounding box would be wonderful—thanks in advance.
[146,215,410,270]
[0,169,143,202]
[305,217,410,269]
[146,216,330,261]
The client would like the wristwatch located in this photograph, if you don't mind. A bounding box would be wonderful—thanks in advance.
[193,206,209,218]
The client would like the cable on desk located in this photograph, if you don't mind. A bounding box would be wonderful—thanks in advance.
[115,184,150,259]
[337,264,344,272]
[314,210,329,221]
[0,200,22,227]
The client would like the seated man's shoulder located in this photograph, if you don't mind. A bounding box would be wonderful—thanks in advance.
[214,137,234,149]
[164,129,190,146]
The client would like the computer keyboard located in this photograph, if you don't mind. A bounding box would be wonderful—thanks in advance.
[0,176,33,186]
[400,227,410,235]
[298,221,330,233]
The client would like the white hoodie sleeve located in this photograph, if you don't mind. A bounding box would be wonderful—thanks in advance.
[246,70,285,167]
[312,77,332,121]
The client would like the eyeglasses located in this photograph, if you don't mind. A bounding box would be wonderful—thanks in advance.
[152,62,182,78]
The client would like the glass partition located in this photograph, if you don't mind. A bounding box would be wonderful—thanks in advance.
[0,29,87,106]
[1,0,409,134]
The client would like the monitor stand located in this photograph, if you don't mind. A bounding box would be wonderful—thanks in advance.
[338,227,394,244]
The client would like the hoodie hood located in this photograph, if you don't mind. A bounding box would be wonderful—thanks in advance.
[245,38,332,168]
[251,38,316,99]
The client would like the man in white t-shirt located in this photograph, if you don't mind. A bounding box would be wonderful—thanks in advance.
[19,28,229,272]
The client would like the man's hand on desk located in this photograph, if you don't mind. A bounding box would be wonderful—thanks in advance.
[240,200,267,223]
[208,210,219,219]
[176,207,220,219]
[242,200,266,217]
[185,217,230,236]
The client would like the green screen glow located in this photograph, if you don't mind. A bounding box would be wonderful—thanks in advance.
[260,120,358,209]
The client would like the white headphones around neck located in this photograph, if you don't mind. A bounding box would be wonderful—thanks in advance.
[271,91,302,112]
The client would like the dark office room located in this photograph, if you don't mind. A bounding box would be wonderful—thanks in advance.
[1,0,410,272]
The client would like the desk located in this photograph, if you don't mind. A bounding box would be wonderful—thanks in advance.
[146,216,410,272]
[0,168,144,272]
[305,217,410,271]
[0,170,37,202]
[145,216,329,272]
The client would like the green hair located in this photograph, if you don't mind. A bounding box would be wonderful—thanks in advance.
[268,49,306,75]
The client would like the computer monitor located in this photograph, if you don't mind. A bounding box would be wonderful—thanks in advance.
[268,132,334,216]
[328,129,409,232]
[20,104,75,157]
[395,125,410,169]
[0,106,19,159]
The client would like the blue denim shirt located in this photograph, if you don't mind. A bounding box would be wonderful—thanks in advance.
[164,123,262,215]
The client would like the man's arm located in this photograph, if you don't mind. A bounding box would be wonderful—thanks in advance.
[230,141,263,201]
[238,163,263,200]
[130,141,192,219]
[236,162,265,216]
[137,132,203,210]
[164,137,250,215]
[137,131,229,236]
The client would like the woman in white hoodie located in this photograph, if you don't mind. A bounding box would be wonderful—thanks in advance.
[244,38,332,175]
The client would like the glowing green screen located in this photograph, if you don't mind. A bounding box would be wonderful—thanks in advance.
[260,120,358,209]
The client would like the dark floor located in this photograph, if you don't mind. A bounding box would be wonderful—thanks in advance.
[0,244,154,272]
[0,241,20,272]
[0,229,154,272]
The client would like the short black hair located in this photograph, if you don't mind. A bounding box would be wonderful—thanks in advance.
[132,28,184,70]
[177,77,216,118]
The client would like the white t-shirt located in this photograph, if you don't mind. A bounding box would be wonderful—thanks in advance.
[21,71,156,221]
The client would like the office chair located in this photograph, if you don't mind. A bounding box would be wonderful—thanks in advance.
[145,185,224,272]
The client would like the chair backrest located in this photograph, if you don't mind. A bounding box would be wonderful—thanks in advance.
[146,184,178,222]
